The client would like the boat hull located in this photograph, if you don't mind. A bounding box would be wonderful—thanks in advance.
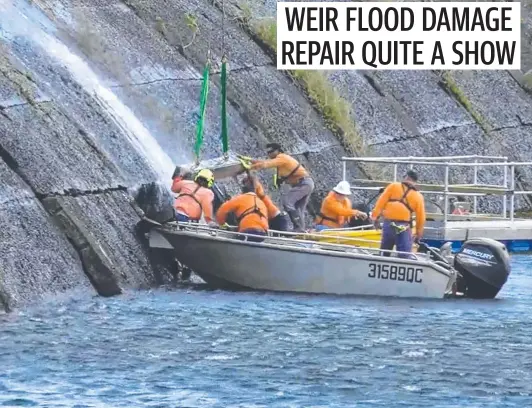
[151,228,454,299]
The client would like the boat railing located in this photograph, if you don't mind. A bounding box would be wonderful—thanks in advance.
[341,155,532,225]
[167,221,434,262]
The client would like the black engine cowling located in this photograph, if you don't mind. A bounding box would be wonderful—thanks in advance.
[453,238,511,299]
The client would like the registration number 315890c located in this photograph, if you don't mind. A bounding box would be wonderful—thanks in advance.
[368,263,423,283]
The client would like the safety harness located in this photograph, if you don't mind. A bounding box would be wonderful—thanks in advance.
[236,194,268,229]
[316,195,350,226]
[274,163,301,188]
[387,182,417,228]
[316,212,338,225]
[176,184,203,220]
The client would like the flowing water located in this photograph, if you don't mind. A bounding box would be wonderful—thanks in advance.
[1,256,531,407]
[1,0,180,182]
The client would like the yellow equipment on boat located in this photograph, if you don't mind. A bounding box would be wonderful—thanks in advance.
[311,228,382,248]
[304,221,418,251]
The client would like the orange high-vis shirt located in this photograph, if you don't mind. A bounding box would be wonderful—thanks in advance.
[250,153,308,185]
[315,191,359,228]
[371,182,426,236]
[216,192,269,232]
[172,179,215,222]
[254,179,281,219]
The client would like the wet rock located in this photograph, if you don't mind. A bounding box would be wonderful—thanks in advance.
[0,159,94,312]
[0,100,123,195]
[133,181,175,223]
[41,191,174,296]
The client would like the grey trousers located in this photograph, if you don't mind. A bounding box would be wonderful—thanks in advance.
[281,177,315,228]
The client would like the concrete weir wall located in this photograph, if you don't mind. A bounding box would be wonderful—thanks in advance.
[0,0,532,311]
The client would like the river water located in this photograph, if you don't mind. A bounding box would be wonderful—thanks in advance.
[1,256,531,408]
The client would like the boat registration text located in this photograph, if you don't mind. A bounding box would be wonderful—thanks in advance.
[368,263,423,283]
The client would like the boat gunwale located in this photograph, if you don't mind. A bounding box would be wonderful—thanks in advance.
[156,226,455,279]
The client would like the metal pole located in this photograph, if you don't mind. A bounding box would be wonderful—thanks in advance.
[510,164,515,222]
[393,164,398,181]
[503,158,508,218]
[342,160,346,181]
[473,159,478,214]
[444,165,449,225]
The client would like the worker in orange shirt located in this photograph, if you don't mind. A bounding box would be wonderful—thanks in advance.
[216,180,269,242]
[242,173,289,232]
[171,168,216,225]
[250,143,314,233]
[371,170,426,258]
[314,181,368,231]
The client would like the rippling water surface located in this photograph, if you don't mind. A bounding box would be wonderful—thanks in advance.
[1,256,532,407]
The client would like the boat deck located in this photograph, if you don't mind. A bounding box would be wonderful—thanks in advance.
[155,222,435,262]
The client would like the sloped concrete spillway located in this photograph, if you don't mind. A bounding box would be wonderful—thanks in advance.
[1,0,532,311]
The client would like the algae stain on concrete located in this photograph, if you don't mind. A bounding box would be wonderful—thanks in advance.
[440,71,492,134]
[523,70,532,93]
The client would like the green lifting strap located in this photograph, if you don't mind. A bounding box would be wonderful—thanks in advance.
[194,60,210,164]
[220,56,229,156]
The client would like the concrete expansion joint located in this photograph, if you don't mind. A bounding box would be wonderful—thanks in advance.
[111,77,202,88]
[35,185,129,200]
[224,63,275,74]
[293,143,342,156]
[0,100,51,110]
[418,121,477,136]
[110,63,274,89]
[490,114,532,133]
[369,122,478,146]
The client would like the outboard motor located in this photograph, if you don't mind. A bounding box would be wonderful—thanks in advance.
[453,238,511,299]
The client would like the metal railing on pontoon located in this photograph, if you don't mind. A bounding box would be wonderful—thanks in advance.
[340,155,532,224]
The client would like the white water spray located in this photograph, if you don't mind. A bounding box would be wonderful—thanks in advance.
[1,0,177,183]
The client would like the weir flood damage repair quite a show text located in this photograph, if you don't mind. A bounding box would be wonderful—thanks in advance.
[276,2,521,70]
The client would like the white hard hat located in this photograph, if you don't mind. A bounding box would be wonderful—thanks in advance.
[333,181,352,195]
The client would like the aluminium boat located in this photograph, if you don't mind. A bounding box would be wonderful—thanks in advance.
[144,220,510,300]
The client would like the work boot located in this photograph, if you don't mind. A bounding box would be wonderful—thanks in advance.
[287,210,305,233]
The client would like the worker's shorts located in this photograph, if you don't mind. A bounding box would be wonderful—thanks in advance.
[175,213,191,222]
[270,212,289,232]
[380,220,413,259]
[238,229,267,243]
[175,212,199,230]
